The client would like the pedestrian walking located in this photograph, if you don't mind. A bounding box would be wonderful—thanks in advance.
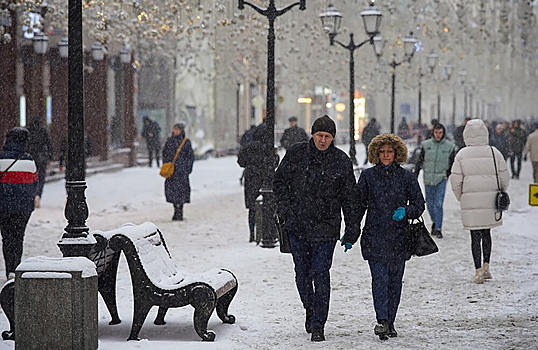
[141,116,162,167]
[280,116,309,151]
[237,124,279,242]
[453,117,471,151]
[507,120,527,179]
[397,117,411,140]
[341,133,425,341]
[361,118,380,165]
[274,115,357,342]
[450,119,510,284]
[26,116,53,208]
[162,123,194,221]
[58,133,93,174]
[414,123,456,238]
[489,124,511,160]
[0,127,38,279]
[524,124,538,183]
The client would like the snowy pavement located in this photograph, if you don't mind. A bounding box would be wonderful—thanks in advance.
[0,146,537,350]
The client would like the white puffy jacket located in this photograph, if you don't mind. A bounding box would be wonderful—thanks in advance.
[450,119,510,230]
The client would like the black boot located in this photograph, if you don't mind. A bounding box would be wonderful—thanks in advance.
[388,323,398,338]
[305,309,313,334]
[311,326,325,342]
[374,320,389,340]
[172,205,183,221]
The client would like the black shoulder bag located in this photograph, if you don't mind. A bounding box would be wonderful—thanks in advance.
[490,147,510,221]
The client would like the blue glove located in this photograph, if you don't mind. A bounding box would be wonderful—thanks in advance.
[392,207,405,221]
[340,237,353,253]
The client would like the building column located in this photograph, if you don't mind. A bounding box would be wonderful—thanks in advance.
[22,45,46,124]
[124,56,137,166]
[49,47,68,158]
[0,9,18,144]
[84,52,109,160]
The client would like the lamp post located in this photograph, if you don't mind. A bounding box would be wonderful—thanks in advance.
[443,63,455,129]
[426,51,439,121]
[238,0,306,248]
[58,0,95,257]
[458,70,467,119]
[374,32,417,134]
[319,1,382,165]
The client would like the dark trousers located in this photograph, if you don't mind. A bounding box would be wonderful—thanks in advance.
[36,162,47,197]
[470,229,491,269]
[510,151,523,177]
[148,145,161,167]
[0,211,31,277]
[248,208,256,239]
[368,260,406,323]
[363,143,370,165]
[289,232,336,329]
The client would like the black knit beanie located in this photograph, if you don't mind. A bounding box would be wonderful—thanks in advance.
[311,115,336,137]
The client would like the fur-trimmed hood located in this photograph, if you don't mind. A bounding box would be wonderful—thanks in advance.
[368,133,408,164]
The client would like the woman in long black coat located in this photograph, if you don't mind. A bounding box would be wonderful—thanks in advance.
[341,134,425,340]
[162,123,194,221]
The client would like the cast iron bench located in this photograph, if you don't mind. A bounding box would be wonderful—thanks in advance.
[0,232,122,340]
[96,222,238,341]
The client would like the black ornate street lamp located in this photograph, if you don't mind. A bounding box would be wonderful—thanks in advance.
[58,0,95,257]
[319,1,382,165]
[458,70,467,119]
[374,32,418,134]
[238,0,306,249]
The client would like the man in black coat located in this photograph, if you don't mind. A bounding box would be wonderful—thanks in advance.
[26,116,53,208]
[274,115,358,342]
[141,116,162,167]
[453,117,471,151]
[361,118,380,165]
[507,119,527,179]
[280,116,309,151]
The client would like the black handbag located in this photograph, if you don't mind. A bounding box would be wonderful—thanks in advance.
[490,147,510,221]
[408,217,439,257]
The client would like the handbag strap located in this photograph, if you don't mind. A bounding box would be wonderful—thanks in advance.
[172,137,188,162]
[0,152,24,181]
[489,146,501,192]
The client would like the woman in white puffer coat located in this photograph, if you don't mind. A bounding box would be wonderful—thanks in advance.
[450,119,510,284]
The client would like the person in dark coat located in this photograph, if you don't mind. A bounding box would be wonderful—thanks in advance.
[26,116,53,208]
[280,116,309,151]
[453,117,471,151]
[361,118,380,165]
[274,115,358,342]
[0,127,38,279]
[141,116,162,167]
[489,124,511,160]
[507,119,527,179]
[397,117,410,140]
[163,123,194,221]
[341,133,425,341]
[239,124,257,148]
[237,125,279,242]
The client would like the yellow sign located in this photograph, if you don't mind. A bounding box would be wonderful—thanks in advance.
[530,184,538,206]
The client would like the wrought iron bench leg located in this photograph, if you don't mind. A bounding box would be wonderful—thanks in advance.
[0,281,14,340]
[191,285,217,341]
[98,256,122,325]
[216,285,237,324]
[127,300,152,341]
[154,306,168,325]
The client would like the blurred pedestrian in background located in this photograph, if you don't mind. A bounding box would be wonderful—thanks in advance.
[162,123,194,221]
[450,119,509,284]
[141,116,162,168]
[524,123,538,183]
[507,120,527,179]
[342,133,424,341]
[238,123,279,242]
[0,128,38,279]
[361,118,380,165]
[280,116,308,151]
[454,117,471,151]
[26,116,53,208]
[489,124,511,160]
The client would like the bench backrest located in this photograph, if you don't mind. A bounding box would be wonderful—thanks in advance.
[96,222,187,289]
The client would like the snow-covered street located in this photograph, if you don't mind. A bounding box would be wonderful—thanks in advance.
[1,146,537,350]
